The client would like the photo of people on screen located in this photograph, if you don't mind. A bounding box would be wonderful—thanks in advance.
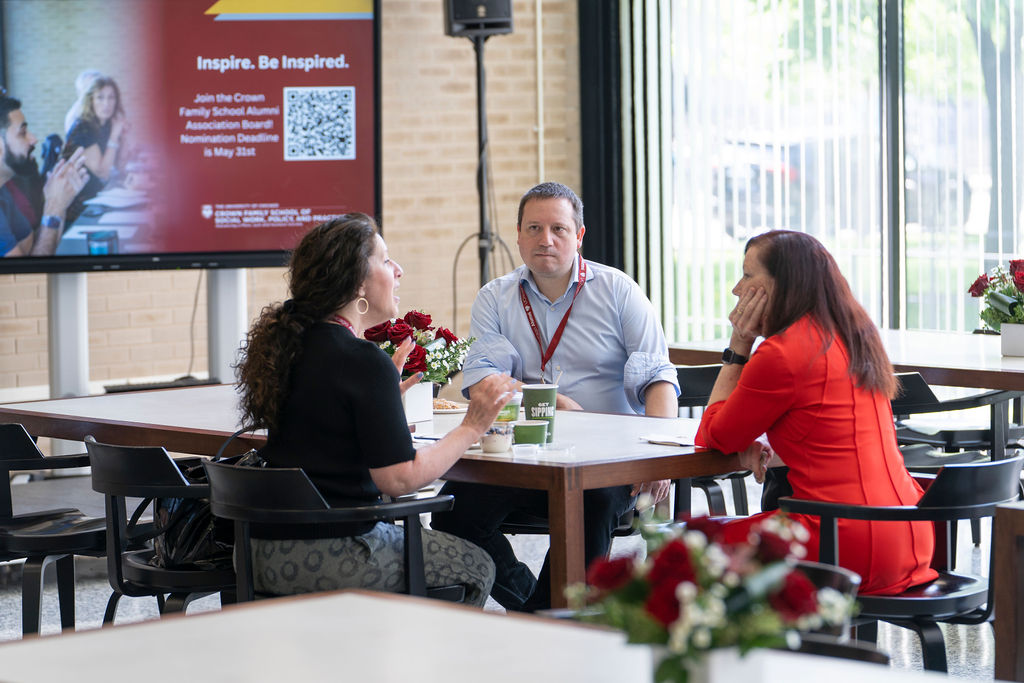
[64,75,130,221]
[0,95,88,257]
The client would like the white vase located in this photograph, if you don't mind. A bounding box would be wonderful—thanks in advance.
[650,646,754,683]
[1002,323,1024,357]
[402,381,434,423]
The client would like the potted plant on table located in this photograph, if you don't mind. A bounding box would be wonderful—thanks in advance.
[569,515,856,683]
[968,260,1024,355]
[364,310,474,421]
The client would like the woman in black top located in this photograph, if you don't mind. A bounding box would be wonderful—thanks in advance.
[235,214,513,605]
[65,76,127,211]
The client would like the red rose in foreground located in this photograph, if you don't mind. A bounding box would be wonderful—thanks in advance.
[586,556,634,593]
[436,327,459,345]
[681,515,727,542]
[404,344,428,374]
[968,274,989,297]
[1010,260,1024,276]
[647,539,697,590]
[387,321,414,344]
[644,578,682,626]
[768,570,818,622]
[755,530,797,563]
[404,310,432,330]
[364,321,392,342]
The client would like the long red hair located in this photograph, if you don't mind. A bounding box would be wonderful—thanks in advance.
[746,230,896,398]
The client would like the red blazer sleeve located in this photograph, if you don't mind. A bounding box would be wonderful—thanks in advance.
[696,336,797,453]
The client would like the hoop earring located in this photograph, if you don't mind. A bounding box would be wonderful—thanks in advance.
[356,297,369,315]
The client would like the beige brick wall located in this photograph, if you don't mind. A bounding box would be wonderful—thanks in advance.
[0,0,580,400]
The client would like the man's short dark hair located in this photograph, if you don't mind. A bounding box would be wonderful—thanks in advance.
[517,182,584,231]
[0,95,22,134]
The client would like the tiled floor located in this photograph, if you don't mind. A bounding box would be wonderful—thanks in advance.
[0,474,998,679]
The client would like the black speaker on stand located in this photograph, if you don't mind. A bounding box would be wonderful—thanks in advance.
[444,1,513,288]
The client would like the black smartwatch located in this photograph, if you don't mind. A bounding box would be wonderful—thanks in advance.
[39,215,61,229]
[721,348,748,365]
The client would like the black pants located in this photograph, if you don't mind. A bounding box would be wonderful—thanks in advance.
[431,482,634,611]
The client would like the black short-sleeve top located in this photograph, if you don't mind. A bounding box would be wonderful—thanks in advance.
[257,322,417,536]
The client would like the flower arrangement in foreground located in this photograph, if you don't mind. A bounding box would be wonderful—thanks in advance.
[969,259,1024,331]
[568,514,856,683]
[364,310,474,385]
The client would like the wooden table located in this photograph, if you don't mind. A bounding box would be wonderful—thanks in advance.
[670,328,1024,390]
[0,385,737,608]
[995,501,1024,682]
[0,589,976,682]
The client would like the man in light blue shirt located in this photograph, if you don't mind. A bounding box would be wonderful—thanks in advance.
[432,182,679,611]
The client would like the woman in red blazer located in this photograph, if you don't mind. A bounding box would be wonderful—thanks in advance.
[697,230,935,595]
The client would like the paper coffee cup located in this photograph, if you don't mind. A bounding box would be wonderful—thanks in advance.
[521,384,558,443]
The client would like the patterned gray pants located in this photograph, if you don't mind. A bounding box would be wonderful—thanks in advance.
[252,521,496,607]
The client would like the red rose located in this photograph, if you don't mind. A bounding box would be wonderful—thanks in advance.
[586,556,634,593]
[364,321,392,342]
[404,344,428,375]
[644,578,682,627]
[769,570,819,622]
[1013,270,1024,294]
[1010,260,1024,277]
[387,321,414,344]
[647,539,697,590]
[968,274,990,297]
[681,515,727,541]
[404,310,432,330]
[436,327,459,345]
[755,530,796,563]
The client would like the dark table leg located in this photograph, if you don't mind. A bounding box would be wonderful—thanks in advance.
[995,502,1024,682]
[546,471,585,609]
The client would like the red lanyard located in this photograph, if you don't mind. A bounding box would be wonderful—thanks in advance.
[519,256,587,379]
[329,315,355,334]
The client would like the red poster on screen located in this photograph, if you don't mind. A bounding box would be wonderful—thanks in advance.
[149,0,377,254]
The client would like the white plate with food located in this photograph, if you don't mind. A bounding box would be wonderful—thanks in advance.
[433,397,468,414]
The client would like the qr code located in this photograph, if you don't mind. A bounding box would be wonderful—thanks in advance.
[283,86,355,161]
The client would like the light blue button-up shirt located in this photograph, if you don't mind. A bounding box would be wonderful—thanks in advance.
[461,257,679,414]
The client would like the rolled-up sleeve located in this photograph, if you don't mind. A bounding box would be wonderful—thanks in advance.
[623,352,680,413]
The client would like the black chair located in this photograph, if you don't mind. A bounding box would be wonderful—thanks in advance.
[86,439,237,623]
[781,632,891,665]
[0,423,106,636]
[675,364,752,518]
[892,372,1024,464]
[779,455,1024,672]
[202,460,465,602]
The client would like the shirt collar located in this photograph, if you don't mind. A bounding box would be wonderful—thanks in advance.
[520,254,591,303]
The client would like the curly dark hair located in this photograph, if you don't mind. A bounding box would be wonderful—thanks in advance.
[235,213,379,431]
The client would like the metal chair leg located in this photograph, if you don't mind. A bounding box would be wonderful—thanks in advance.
[103,591,121,625]
[55,554,76,631]
[21,555,50,635]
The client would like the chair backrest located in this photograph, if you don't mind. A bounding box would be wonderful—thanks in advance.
[676,365,721,407]
[86,440,192,498]
[796,560,861,597]
[0,423,46,465]
[916,455,1024,511]
[202,460,329,520]
[891,372,940,414]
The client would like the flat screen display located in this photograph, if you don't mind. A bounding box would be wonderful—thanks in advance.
[0,0,379,272]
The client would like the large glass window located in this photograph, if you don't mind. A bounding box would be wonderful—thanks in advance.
[628,0,1024,340]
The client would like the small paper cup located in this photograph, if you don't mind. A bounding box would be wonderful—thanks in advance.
[512,420,549,445]
[495,391,523,422]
